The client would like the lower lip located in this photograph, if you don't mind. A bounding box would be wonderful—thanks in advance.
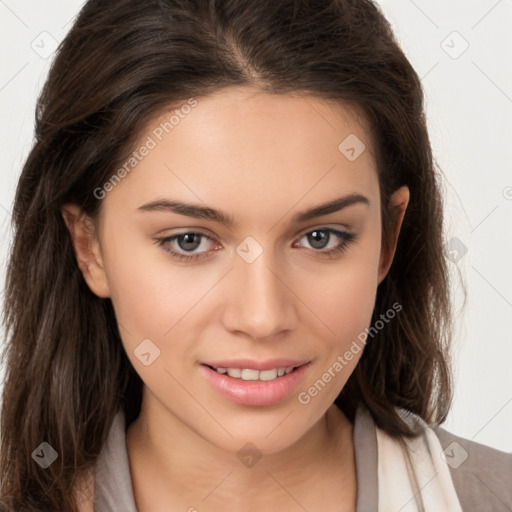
[200,363,310,406]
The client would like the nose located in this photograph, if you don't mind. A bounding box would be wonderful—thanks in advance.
[222,247,298,341]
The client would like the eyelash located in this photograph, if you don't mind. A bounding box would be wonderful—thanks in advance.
[154,228,356,262]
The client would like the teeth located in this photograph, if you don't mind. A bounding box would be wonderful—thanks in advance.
[214,366,298,381]
[241,369,260,380]
[259,369,278,381]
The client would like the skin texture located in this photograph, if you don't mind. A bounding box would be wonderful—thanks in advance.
[63,85,409,511]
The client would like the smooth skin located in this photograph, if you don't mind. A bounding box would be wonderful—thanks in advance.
[63,86,409,512]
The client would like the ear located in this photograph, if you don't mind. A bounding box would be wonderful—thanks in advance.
[378,185,410,284]
[61,203,111,298]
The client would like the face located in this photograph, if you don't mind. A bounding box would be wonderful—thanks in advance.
[64,86,408,455]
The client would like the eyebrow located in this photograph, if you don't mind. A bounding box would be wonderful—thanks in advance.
[136,193,370,227]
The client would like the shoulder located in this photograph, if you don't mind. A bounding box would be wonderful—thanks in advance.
[433,424,512,511]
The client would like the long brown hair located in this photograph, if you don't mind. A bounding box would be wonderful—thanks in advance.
[0,0,453,509]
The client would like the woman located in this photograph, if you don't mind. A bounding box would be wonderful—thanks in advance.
[1,0,510,511]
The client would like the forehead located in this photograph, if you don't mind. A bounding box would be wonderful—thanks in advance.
[99,86,379,224]
[150,86,373,156]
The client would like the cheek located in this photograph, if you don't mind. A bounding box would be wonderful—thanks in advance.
[102,244,206,397]
[299,237,381,348]
[100,224,199,348]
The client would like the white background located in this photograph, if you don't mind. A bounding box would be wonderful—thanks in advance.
[0,1,511,451]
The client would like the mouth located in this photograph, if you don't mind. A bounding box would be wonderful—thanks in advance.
[200,360,311,407]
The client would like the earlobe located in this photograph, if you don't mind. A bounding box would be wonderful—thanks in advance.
[61,203,111,298]
[378,186,410,284]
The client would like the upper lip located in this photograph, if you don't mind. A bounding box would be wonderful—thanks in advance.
[202,358,311,371]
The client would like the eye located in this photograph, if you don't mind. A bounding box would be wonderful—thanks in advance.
[154,227,356,263]
[154,232,219,262]
[293,228,356,259]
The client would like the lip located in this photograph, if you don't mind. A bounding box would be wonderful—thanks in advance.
[201,358,311,371]
[200,361,311,406]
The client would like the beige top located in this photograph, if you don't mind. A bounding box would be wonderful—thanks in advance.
[85,404,512,511]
